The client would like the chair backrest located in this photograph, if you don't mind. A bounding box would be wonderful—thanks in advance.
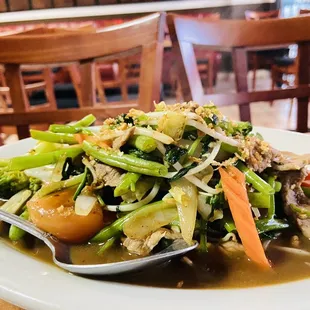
[244,9,280,20]
[300,9,310,15]
[167,13,310,132]
[0,13,165,139]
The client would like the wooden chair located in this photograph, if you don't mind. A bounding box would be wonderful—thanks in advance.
[270,9,310,114]
[0,13,165,139]
[167,13,310,132]
[169,12,220,101]
[244,9,280,20]
[244,10,283,91]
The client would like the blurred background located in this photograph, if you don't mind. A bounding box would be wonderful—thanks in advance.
[0,0,310,144]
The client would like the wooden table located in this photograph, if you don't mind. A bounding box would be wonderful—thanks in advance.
[0,0,275,25]
[0,299,22,309]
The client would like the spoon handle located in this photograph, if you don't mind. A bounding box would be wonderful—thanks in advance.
[0,209,49,242]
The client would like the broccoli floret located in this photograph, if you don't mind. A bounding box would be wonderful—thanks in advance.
[217,120,252,137]
[0,170,42,199]
[0,170,30,199]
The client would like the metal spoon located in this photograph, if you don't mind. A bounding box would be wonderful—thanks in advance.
[0,209,198,275]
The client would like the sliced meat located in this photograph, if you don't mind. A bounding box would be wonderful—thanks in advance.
[112,127,135,150]
[122,228,182,256]
[243,136,283,173]
[219,241,244,258]
[90,160,123,187]
[278,168,310,238]
[273,151,310,171]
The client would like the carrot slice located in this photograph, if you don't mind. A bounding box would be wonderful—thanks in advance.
[74,133,110,149]
[219,166,271,268]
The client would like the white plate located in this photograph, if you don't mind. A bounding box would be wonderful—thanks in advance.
[0,127,310,310]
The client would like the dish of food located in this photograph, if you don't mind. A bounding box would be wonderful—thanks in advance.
[1,101,310,309]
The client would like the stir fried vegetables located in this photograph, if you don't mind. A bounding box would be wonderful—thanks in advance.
[1,101,310,269]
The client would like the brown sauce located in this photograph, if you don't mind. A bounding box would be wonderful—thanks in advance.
[1,228,310,289]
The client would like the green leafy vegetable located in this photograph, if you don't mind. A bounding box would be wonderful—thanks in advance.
[164,145,187,166]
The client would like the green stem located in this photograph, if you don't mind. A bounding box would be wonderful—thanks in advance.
[237,162,274,195]
[7,146,83,171]
[248,192,270,209]
[1,189,32,214]
[114,173,141,197]
[91,200,175,243]
[199,218,208,252]
[267,176,276,219]
[221,143,239,154]
[9,209,29,241]
[30,130,78,145]
[128,135,157,153]
[97,236,119,255]
[73,114,96,127]
[73,168,88,200]
[34,174,84,199]
[83,141,167,177]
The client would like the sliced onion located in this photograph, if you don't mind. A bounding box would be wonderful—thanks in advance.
[185,142,221,176]
[24,165,55,182]
[198,194,212,220]
[252,207,261,219]
[156,141,166,155]
[157,142,220,194]
[135,127,174,144]
[187,119,240,147]
[105,181,160,212]
[273,246,310,257]
[50,155,66,183]
[75,195,97,216]
[82,157,98,184]
[222,232,237,242]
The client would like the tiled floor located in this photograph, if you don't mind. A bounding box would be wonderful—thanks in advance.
[167,69,299,131]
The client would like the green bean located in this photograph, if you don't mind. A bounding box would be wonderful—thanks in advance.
[114,173,141,197]
[128,135,157,153]
[73,114,96,127]
[97,236,119,255]
[9,209,29,241]
[30,141,63,155]
[30,130,78,145]
[7,146,83,171]
[274,181,282,193]
[91,200,175,243]
[49,124,93,135]
[83,141,167,177]
[34,173,84,199]
[302,186,310,198]
[237,162,274,195]
[248,192,270,209]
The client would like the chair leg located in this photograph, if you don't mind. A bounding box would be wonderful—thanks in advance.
[16,125,30,140]
[289,98,294,119]
[270,66,275,106]
[251,53,258,91]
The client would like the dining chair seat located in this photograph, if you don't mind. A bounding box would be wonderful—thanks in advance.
[273,56,295,67]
